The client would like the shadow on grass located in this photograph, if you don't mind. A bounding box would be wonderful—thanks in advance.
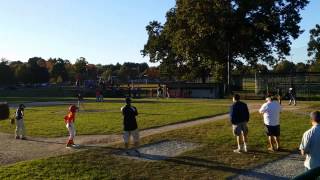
[166,156,244,173]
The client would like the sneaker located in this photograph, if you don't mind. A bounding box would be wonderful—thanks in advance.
[66,144,73,148]
[268,147,274,152]
[134,149,141,157]
[15,136,20,139]
[21,137,27,140]
[72,144,80,148]
[243,146,248,153]
[233,148,241,153]
[125,150,130,155]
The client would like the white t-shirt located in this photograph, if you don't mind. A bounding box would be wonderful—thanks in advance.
[259,101,281,126]
[300,125,320,169]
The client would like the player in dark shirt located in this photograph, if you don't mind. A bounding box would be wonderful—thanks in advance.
[77,93,84,110]
[230,94,250,153]
[289,87,296,106]
[121,97,140,154]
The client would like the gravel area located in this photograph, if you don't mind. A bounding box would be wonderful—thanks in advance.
[118,140,201,161]
[231,153,305,180]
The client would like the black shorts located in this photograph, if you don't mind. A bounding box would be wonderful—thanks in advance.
[265,125,280,136]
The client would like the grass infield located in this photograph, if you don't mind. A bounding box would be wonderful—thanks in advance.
[0,102,314,179]
[0,98,230,137]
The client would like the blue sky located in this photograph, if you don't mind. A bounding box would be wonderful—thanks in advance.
[0,0,319,65]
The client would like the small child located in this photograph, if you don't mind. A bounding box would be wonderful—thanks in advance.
[64,105,78,147]
[15,104,26,140]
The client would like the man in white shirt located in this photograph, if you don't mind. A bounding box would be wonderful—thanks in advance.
[299,111,320,170]
[259,96,282,151]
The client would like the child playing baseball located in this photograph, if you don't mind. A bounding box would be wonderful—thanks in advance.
[15,104,26,140]
[64,105,78,148]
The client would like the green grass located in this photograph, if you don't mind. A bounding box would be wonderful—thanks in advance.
[0,98,230,137]
[0,106,312,179]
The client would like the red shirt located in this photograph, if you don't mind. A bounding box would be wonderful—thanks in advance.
[64,112,76,124]
[96,91,101,96]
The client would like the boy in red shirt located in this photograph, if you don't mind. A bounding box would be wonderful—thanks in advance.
[64,105,78,147]
[96,89,101,102]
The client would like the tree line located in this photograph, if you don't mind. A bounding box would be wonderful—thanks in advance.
[0,57,160,85]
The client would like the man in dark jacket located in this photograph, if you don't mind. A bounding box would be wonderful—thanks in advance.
[230,94,250,153]
[121,97,139,154]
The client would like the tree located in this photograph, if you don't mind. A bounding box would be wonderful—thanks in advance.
[51,58,69,82]
[295,62,309,72]
[273,60,296,73]
[144,67,160,79]
[101,69,113,81]
[143,0,309,82]
[27,57,50,83]
[308,24,320,62]
[0,59,14,84]
[86,64,97,79]
[141,21,184,81]
[74,57,88,75]
[12,63,32,83]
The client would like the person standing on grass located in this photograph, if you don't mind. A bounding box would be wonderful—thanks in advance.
[64,105,78,148]
[259,96,282,151]
[121,97,140,155]
[15,104,26,140]
[157,85,163,98]
[96,89,101,102]
[299,111,320,171]
[288,87,296,106]
[230,94,250,153]
[277,87,282,105]
[76,93,84,110]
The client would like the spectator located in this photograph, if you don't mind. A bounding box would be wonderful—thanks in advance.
[230,94,250,153]
[121,97,140,156]
[157,85,163,98]
[299,111,320,171]
[277,87,282,105]
[96,89,101,102]
[127,84,131,97]
[259,96,282,151]
[76,93,84,110]
[289,87,296,106]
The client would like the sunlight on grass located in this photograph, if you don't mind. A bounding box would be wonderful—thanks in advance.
[0,98,230,137]
[0,105,313,179]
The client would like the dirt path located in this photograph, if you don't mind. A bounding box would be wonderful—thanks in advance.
[0,103,301,167]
